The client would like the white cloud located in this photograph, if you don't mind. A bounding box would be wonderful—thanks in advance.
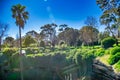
[44,0,47,2]
[46,6,55,23]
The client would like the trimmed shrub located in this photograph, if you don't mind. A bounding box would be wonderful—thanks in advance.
[108,52,120,65]
[101,37,116,49]
[110,47,120,55]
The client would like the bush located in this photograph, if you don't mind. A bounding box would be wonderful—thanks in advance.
[95,48,105,57]
[29,43,37,47]
[114,60,120,72]
[7,72,20,80]
[101,37,116,49]
[25,48,39,54]
[3,48,18,57]
[110,47,120,55]
[40,40,45,47]
[108,52,120,65]
[75,52,83,65]
[105,48,111,54]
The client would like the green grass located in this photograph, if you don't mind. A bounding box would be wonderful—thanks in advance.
[96,54,110,66]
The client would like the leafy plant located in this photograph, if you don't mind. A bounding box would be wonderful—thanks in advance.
[110,47,120,55]
[108,52,120,65]
[3,48,18,57]
[114,60,120,72]
[101,37,116,49]
[94,48,105,57]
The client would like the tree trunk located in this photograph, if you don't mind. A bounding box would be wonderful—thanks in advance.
[19,27,24,80]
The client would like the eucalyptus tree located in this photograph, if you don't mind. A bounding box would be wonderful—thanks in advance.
[4,36,14,47]
[84,16,99,46]
[98,31,110,43]
[84,16,98,28]
[40,23,57,46]
[80,26,99,46]
[59,24,68,32]
[11,4,29,80]
[96,0,120,45]
[58,27,80,46]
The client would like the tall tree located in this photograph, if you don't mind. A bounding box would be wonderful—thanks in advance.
[84,16,98,28]
[11,4,29,80]
[4,36,14,47]
[11,4,29,50]
[80,26,99,46]
[0,23,8,50]
[98,31,110,43]
[40,23,57,46]
[59,24,68,32]
[23,35,36,47]
[84,16,99,46]
[26,30,40,43]
[96,0,120,45]
[58,27,80,46]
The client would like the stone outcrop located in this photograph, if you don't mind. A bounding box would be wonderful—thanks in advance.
[92,60,120,80]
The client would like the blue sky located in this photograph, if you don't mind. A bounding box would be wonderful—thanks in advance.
[0,0,103,38]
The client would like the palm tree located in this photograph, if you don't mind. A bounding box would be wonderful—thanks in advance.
[11,4,29,80]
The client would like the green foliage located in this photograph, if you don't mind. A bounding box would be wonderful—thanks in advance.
[110,47,120,55]
[25,48,39,54]
[80,26,99,45]
[58,28,80,46]
[75,52,83,65]
[95,48,105,57]
[98,31,110,43]
[114,60,120,72]
[39,40,45,47]
[23,35,36,47]
[29,43,37,47]
[4,36,14,48]
[101,37,116,49]
[105,48,111,54]
[3,48,18,57]
[7,72,20,80]
[1,46,109,79]
[108,52,120,65]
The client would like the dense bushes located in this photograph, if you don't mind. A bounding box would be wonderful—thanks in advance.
[108,52,120,65]
[39,40,45,47]
[3,48,18,57]
[107,47,120,65]
[94,48,105,57]
[101,37,116,49]
[110,47,120,55]
[2,46,117,79]
[25,48,39,54]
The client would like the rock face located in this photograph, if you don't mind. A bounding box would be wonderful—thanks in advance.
[92,60,120,80]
